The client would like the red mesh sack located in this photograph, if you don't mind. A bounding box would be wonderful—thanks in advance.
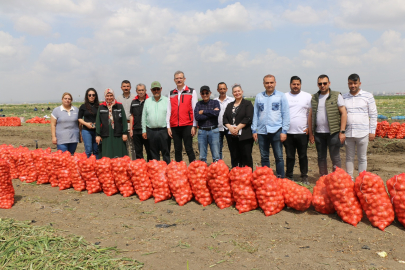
[69,155,86,191]
[396,123,405,139]
[229,166,258,214]
[312,176,335,214]
[279,178,312,211]
[0,146,19,179]
[207,160,233,209]
[387,173,405,228]
[387,122,400,139]
[0,158,15,209]
[148,160,171,203]
[95,157,118,196]
[56,151,73,190]
[378,121,390,138]
[166,161,193,206]
[355,171,394,231]
[187,161,212,207]
[111,156,134,197]
[20,151,38,183]
[31,149,49,184]
[252,166,284,216]
[0,117,21,126]
[78,155,102,194]
[129,159,153,201]
[325,167,363,226]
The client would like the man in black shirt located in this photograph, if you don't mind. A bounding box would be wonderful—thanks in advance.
[194,86,221,163]
[130,83,151,161]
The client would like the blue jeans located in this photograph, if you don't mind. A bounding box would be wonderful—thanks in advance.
[81,129,99,159]
[198,128,220,163]
[57,143,78,155]
[258,129,285,178]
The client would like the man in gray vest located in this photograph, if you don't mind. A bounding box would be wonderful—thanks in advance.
[308,74,347,176]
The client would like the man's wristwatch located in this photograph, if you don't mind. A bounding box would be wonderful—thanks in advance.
[340,130,346,134]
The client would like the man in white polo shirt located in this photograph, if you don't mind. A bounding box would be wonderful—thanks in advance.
[284,76,312,185]
[116,80,136,158]
[214,82,234,163]
[343,73,377,179]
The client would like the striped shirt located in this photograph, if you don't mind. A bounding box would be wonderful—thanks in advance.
[343,89,378,138]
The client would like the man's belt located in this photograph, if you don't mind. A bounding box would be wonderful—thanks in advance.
[147,127,166,131]
[199,125,218,131]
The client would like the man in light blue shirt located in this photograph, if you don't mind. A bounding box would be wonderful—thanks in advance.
[252,74,290,178]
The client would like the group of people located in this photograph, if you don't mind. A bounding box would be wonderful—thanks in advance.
[50,71,377,184]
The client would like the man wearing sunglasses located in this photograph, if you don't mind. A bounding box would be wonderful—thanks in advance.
[194,86,221,163]
[308,74,347,176]
[142,81,170,164]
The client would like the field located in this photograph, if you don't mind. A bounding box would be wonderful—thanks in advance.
[1,98,405,269]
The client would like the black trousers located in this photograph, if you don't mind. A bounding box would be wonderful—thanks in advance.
[147,128,171,164]
[133,133,151,161]
[283,133,308,179]
[227,136,253,169]
[171,126,196,163]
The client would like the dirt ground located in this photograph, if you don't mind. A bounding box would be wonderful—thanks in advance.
[1,124,405,270]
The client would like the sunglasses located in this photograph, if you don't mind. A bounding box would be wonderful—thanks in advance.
[318,82,328,86]
[88,94,96,97]
[151,88,161,91]
[201,92,210,96]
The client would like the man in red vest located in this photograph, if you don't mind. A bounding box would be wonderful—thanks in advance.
[166,70,197,162]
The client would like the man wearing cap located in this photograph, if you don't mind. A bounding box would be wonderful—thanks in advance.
[214,82,234,163]
[194,86,221,163]
[116,80,136,158]
[142,81,170,164]
[130,83,151,161]
[166,70,198,163]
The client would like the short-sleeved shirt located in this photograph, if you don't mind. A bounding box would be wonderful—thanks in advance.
[51,105,80,144]
[316,93,345,133]
[116,93,136,120]
[78,103,98,130]
[286,91,312,134]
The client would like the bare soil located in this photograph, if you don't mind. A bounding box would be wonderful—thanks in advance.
[1,124,405,270]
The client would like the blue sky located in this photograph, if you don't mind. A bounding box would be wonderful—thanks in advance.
[1,0,405,103]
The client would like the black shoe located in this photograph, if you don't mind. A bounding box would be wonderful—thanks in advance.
[301,176,310,185]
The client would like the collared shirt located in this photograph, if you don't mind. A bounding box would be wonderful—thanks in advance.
[343,89,378,138]
[142,95,168,133]
[194,99,220,128]
[51,105,79,144]
[116,92,136,119]
[252,90,290,134]
[166,85,198,128]
[214,95,234,131]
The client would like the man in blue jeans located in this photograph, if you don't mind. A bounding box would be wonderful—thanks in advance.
[252,74,290,178]
[194,86,221,163]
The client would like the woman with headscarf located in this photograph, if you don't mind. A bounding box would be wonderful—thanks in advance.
[78,88,100,158]
[95,88,128,158]
[51,92,80,154]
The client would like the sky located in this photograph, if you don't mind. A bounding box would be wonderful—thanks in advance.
[1,0,405,103]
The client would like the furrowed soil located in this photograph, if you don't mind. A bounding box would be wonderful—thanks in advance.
[1,124,405,270]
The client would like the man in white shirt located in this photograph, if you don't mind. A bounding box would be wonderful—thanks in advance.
[284,76,312,184]
[308,74,347,176]
[214,82,234,164]
[166,71,198,162]
[116,80,137,159]
[343,73,377,179]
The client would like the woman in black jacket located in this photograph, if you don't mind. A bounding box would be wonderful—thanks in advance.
[223,84,254,169]
[78,88,100,158]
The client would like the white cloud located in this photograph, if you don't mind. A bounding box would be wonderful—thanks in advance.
[335,0,405,29]
[282,5,328,25]
[363,30,405,63]
[0,31,30,70]
[14,16,52,36]
[200,42,229,63]
[177,2,252,35]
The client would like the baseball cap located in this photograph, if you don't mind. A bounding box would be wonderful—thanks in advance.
[151,81,161,88]
[200,85,211,92]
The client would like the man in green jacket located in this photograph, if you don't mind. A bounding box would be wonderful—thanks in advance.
[142,81,170,164]
[308,74,347,176]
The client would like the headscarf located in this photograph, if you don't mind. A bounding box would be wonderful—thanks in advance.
[104,88,116,129]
